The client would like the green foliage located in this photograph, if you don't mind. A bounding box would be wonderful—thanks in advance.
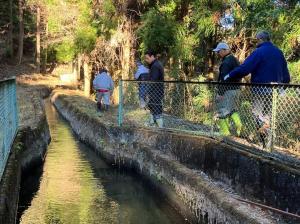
[3,0,299,83]
[189,76,214,124]
[289,60,300,83]
[55,40,75,63]
[172,19,197,62]
[92,0,118,38]
[74,26,97,54]
[158,0,177,14]
[38,0,97,61]
[280,7,300,57]
[138,9,177,55]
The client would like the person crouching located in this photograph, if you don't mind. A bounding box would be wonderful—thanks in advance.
[93,68,114,112]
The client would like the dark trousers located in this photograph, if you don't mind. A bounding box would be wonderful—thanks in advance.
[147,83,164,118]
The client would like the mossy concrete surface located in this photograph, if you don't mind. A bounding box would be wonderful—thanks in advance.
[51,90,296,224]
[0,85,51,224]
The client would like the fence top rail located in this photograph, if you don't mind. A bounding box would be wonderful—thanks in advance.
[0,76,16,83]
[121,79,300,88]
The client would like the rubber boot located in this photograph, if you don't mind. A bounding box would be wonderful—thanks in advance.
[156,118,164,128]
[231,112,242,136]
[139,97,146,109]
[150,114,155,124]
[145,114,155,127]
[217,118,231,136]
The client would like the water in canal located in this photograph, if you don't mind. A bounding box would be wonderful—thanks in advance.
[18,100,187,224]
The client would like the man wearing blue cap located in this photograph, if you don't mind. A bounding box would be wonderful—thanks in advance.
[224,31,290,148]
[213,42,242,136]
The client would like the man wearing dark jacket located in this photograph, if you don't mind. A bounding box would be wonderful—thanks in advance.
[144,50,164,128]
[213,42,242,136]
[224,31,290,84]
[224,31,291,148]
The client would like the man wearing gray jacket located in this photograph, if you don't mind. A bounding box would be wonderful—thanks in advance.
[93,69,114,112]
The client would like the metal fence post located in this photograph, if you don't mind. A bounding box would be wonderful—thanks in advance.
[269,86,278,152]
[210,83,217,138]
[118,79,124,127]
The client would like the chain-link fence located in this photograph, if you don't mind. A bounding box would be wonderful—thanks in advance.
[0,78,19,181]
[118,80,300,153]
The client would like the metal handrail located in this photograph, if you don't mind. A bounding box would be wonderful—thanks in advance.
[0,78,19,181]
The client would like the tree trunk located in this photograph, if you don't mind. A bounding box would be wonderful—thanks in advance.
[42,23,48,73]
[72,59,76,76]
[177,0,189,21]
[17,0,24,65]
[77,54,82,80]
[36,7,41,73]
[83,55,91,97]
[8,0,13,57]
[121,40,131,80]
[240,31,248,62]
[72,59,78,85]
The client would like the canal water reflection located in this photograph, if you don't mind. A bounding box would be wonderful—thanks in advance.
[18,100,187,224]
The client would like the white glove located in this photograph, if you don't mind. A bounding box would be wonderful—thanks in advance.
[224,74,230,81]
[279,88,285,96]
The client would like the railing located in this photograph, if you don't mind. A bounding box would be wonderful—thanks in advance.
[0,78,19,181]
[118,80,300,154]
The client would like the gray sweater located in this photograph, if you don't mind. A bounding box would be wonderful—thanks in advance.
[93,72,114,90]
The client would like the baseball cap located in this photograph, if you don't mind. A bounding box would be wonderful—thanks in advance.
[213,42,230,52]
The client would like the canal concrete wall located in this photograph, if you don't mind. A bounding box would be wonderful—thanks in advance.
[51,91,300,224]
[0,85,51,224]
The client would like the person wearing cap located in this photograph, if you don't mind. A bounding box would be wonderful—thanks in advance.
[93,68,114,113]
[224,31,290,148]
[213,42,242,136]
[224,31,290,84]
[134,60,149,108]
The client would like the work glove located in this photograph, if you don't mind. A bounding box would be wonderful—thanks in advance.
[224,74,230,81]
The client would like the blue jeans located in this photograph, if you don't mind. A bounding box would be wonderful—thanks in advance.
[138,83,148,100]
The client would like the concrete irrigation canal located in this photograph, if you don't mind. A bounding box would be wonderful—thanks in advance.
[17,99,186,224]
[2,1,300,223]
[0,83,299,224]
